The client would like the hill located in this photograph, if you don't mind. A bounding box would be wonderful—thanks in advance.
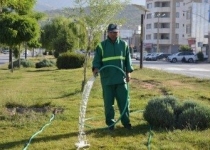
[41,4,145,30]
[34,0,144,11]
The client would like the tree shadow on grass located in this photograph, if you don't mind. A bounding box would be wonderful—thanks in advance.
[26,68,58,72]
[86,123,150,138]
[0,123,159,150]
[0,132,78,150]
[52,89,81,100]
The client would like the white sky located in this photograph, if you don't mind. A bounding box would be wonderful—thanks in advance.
[131,0,146,5]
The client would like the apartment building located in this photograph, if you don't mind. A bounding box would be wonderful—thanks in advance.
[144,0,210,54]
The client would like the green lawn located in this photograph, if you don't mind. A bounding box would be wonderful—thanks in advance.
[0,60,210,150]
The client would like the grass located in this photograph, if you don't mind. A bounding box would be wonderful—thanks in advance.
[0,58,210,150]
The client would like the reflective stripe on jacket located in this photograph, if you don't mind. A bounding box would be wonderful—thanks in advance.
[92,37,133,85]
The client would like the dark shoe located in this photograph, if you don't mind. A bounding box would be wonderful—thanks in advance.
[108,125,114,131]
[124,124,132,130]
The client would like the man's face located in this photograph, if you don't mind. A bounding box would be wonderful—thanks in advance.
[108,31,119,41]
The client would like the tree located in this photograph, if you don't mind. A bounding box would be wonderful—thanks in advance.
[74,0,130,91]
[41,17,77,57]
[0,0,41,71]
[0,14,40,70]
[179,45,192,51]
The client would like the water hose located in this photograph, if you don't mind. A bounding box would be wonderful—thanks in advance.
[75,65,129,149]
[98,65,129,130]
[22,109,57,150]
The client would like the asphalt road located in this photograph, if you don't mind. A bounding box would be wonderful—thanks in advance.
[1,54,210,79]
[133,59,210,79]
[0,52,33,64]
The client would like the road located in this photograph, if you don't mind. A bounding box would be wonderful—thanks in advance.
[133,59,210,79]
[0,53,33,66]
[1,54,210,79]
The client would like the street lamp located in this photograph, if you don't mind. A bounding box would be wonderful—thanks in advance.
[156,13,165,53]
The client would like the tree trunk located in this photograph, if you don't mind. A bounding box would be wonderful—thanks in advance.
[9,48,13,73]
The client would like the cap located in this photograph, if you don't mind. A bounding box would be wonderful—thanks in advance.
[107,23,119,32]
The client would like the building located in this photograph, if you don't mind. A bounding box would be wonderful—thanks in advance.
[144,0,210,54]
[118,5,145,53]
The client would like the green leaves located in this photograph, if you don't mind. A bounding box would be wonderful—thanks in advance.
[0,14,40,46]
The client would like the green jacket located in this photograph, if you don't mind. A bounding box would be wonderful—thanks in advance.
[92,37,134,85]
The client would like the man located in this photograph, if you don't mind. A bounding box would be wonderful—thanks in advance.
[92,23,134,130]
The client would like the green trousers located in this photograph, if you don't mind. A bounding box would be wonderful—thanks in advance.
[102,83,130,127]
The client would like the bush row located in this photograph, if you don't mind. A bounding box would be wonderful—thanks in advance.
[143,96,210,130]
[8,52,85,69]
[56,52,85,69]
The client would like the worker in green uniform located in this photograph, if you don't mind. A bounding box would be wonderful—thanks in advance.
[92,23,134,130]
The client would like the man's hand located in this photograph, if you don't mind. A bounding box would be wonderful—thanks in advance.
[126,73,131,82]
[93,68,99,77]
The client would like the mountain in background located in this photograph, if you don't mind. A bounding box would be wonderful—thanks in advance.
[34,0,76,11]
[34,0,144,12]
[34,0,146,30]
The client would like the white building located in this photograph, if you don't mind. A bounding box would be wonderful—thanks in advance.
[144,0,210,54]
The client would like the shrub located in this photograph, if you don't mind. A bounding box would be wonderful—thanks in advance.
[54,51,59,58]
[35,59,56,68]
[8,59,35,69]
[197,51,204,61]
[21,59,35,68]
[56,52,85,69]
[49,51,53,55]
[143,96,179,129]
[179,45,192,51]
[144,98,210,130]
[43,51,47,55]
[176,101,210,130]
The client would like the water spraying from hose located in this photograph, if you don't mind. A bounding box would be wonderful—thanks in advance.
[75,65,128,150]
[75,76,96,149]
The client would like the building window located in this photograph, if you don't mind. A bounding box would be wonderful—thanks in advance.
[176,12,179,18]
[154,33,170,40]
[147,3,152,9]
[161,23,170,28]
[160,33,170,39]
[155,2,170,7]
[154,23,170,29]
[175,34,179,39]
[176,2,180,7]
[154,33,157,39]
[147,14,152,19]
[146,34,151,40]
[186,24,191,34]
[186,11,191,19]
[146,24,152,29]
[176,23,179,28]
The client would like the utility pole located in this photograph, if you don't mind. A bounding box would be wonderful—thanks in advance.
[208,32,210,63]
[134,5,150,69]
[157,14,160,53]
[140,14,144,69]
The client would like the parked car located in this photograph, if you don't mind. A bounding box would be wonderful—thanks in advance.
[143,53,151,60]
[151,53,171,61]
[167,51,197,63]
[136,52,148,60]
[132,52,140,59]
[145,53,156,61]
[2,49,9,54]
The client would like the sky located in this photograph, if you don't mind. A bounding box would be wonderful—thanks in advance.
[36,0,146,11]
[132,0,146,5]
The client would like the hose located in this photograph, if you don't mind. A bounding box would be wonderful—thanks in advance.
[22,109,57,150]
[95,65,129,129]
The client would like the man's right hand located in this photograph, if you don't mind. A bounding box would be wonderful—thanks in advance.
[93,68,99,77]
